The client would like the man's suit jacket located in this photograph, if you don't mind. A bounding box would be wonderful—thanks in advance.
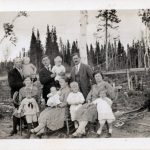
[8,68,24,98]
[39,67,55,102]
[70,63,94,99]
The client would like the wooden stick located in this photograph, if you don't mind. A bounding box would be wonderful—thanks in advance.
[20,114,22,136]
[137,123,150,127]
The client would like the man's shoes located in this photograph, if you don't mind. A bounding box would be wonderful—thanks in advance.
[72,131,86,138]
[9,130,17,136]
[106,133,112,138]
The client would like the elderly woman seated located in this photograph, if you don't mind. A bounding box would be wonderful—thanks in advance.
[72,71,116,138]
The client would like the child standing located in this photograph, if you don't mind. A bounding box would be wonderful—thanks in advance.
[52,56,65,88]
[67,82,85,129]
[22,57,37,78]
[47,86,61,107]
[18,88,39,138]
[92,91,115,138]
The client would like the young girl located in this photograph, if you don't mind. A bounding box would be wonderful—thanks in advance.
[47,86,61,107]
[67,82,85,129]
[52,56,65,88]
[92,90,115,138]
[18,88,39,138]
[22,57,37,78]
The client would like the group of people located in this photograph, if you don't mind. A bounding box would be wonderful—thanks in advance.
[8,53,116,138]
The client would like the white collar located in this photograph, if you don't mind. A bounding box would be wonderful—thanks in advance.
[75,63,81,71]
[16,67,22,71]
[45,65,51,70]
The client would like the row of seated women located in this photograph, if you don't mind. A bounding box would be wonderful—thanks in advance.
[15,71,116,138]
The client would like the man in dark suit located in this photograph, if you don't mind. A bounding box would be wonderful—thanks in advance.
[70,53,94,99]
[8,57,25,135]
[8,58,24,98]
[39,55,55,103]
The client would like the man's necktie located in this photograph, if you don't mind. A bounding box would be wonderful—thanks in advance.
[18,68,23,78]
[47,66,51,71]
[75,65,78,74]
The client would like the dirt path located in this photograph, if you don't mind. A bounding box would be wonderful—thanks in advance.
[1,112,150,139]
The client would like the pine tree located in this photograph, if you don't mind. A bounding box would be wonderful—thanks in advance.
[45,25,53,63]
[86,44,90,64]
[130,40,138,68]
[89,44,95,66]
[100,44,106,65]
[127,44,131,69]
[71,41,79,55]
[36,29,44,71]
[29,28,37,68]
[95,41,101,65]
[63,45,67,63]
[117,40,126,69]
[45,26,60,65]
[53,27,60,57]
[96,10,121,70]
[66,40,71,66]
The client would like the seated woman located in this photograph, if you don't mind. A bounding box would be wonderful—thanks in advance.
[19,77,39,104]
[31,76,70,136]
[12,77,39,135]
[72,71,116,137]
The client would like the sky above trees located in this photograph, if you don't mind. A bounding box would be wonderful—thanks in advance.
[0,10,145,61]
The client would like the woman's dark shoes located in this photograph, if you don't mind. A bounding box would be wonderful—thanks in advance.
[9,130,17,136]
[96,134,103,138]
[36,133,43,139]
[106,133,112,138]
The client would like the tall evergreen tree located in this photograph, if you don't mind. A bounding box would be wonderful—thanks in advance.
[86,44,90,65]
[89,44,95,66]
[36,29,44,71]
[100,44,106,65]
[45,26,60,65]
[52,27,60,56]
[29,28,37,68]
[71,41,79,55]
[117,40,126,69]
[96,9,121,70]
[45,25,52,59]
[66,40,71,65]
[95,41,101,65]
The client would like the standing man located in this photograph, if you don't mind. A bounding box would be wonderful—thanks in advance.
[70,53,94,99]
[8,57,25,135]
[39,55,55,104]
[8,57,24,98]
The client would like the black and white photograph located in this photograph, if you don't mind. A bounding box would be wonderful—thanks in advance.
[1,0,150,149]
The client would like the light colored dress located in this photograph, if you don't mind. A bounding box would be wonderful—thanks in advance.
[92,97,115,121]
[67,92,85,121]
[75,81,116,122]
[22,63,37,78]
[47,92,61,107]
[37,85,70,131]
[52,65,66,81]
[13,85,39,118]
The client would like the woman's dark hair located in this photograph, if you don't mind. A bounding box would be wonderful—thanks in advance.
[93,70,104,79]
[59,75,70,84]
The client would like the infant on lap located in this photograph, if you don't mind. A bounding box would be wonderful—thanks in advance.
[47,86,61,107]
